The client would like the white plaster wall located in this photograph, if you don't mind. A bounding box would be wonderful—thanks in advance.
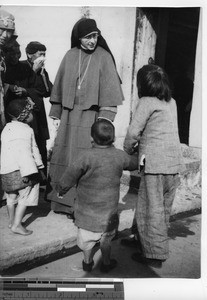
[131,12,157,115]
[2,5,136,149]
[189,10,202,148]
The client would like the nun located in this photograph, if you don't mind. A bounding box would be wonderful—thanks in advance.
[46,18,124,218]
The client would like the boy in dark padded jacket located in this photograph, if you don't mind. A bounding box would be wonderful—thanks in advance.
[56,118,138,273]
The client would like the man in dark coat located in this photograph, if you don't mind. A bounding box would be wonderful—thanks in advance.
[21,41,53,176]
[0,8,17,131]
[3,40,37,108]
[0,8,17,202]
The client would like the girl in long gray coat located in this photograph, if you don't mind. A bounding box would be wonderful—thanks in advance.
[124,64,183,268]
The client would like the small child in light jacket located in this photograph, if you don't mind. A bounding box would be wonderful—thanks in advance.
[0,97,45,236]
[56,118,138,273]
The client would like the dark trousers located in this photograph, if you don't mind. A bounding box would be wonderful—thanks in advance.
[35,137,47,177]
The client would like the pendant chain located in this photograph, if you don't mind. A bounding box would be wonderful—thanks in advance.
[78,49,92,89]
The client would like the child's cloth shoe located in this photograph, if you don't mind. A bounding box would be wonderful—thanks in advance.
[121,237,138,247]
[100,259,117,273]
[121,237,143,254]
[131,252,165,268]
[82,260,94,272]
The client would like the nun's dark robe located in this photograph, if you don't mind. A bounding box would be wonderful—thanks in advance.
[46,46,124,214]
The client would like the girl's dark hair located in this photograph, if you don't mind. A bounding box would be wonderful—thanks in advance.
[137,64,171,101]
[91,119,115,146]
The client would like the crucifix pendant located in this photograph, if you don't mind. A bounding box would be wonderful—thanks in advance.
[78,85,81,90]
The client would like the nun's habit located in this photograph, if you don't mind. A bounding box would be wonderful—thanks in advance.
[46,18,124,215]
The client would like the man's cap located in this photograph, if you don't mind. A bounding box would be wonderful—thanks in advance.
[0,9,16,31]
[26,41,46,54]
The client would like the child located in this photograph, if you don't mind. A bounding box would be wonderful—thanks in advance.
[56,118,138,273]
[123,64,183,268]
[0,97,45,235]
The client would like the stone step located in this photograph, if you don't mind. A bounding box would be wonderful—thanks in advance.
[121,157,201,189]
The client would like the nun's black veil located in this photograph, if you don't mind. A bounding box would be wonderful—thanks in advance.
[70,18,122,83]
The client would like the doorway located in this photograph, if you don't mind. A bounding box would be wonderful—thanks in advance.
[155,7,200,144]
